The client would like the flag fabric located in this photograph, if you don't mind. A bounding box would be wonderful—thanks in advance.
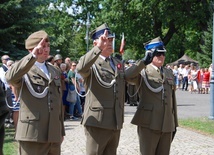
[119,33,125,55]
[112,33,115,53]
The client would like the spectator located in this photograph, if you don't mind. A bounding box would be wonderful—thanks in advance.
[0,55,13,128]
[189,64,198,93]
[177,63,184,89]
[7,60,20,130]
[181,65,190,91]
[202,68,210,94]
[60,63,70,120]
[64,57,71,72]
[173,65,179,89]
[54,54,63,69]
[197,68,204,94]
[67,61,81,120]
[76,72,86,113]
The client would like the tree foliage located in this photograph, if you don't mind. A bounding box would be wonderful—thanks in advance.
[0,0,212,67]
[76,0,211,64]
[198,19,212,68]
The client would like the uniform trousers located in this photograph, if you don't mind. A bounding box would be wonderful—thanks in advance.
[137,126,172,155]
[85,126,121,155]
[19,141,61,155]
[0,126,5,155]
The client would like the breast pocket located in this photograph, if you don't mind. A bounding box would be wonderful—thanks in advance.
[54,79,61,94]
[54,79,61,87]
[166,79,175,90]
[101,72,114,82]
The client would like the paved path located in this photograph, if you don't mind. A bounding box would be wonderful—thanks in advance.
[61,90,214,155]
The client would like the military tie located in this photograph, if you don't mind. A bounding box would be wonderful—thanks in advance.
[159,67,164,79]
[107,57,115,71]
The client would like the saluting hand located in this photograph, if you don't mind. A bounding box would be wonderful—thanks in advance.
[96,30,108,50]
[142,49,158,65]
[32,38,46,58]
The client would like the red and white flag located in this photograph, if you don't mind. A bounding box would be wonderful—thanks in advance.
[119,33,125,55]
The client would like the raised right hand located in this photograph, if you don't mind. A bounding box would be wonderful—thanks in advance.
[142,49,158,65]
[96,30,108,51]
[32,38,46,58]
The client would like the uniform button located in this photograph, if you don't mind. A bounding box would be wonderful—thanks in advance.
[51,108,53,110]
[26,116,29,119]
[50,92,52,94]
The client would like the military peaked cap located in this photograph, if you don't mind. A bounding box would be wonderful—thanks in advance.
[144,37,166,52]
[90,23,114,40]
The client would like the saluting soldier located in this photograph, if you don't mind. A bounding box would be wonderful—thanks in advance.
[130,37,178,155]
[5,30,65,155]
[76,23,149,155]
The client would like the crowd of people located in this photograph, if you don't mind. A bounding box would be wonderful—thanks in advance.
[169,63,212,94]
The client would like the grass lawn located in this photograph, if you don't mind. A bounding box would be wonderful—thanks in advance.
[179,117,214,137]
[3,128,18,155]
[2,117,214,155]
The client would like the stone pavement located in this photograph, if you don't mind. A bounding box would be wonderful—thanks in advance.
[61,114,214,155]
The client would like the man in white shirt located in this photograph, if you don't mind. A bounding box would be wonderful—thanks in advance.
[181,65,190,91]
[0,55,13,127]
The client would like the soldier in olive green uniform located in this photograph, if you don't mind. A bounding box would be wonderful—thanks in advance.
[130,37,178,155]
[5,30,65,155]
[76,23,148,155]
[0,80,9,155]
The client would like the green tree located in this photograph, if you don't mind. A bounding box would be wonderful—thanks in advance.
[75,0,211,63]
[40,1,88,60]
[198,19,212,68]
[0,0,49,60]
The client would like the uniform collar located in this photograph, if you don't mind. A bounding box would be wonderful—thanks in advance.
[151,64,159,71]
[35,61,46,67]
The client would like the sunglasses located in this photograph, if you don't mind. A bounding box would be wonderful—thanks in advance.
[4,58,10,61]
[155,52,165,57]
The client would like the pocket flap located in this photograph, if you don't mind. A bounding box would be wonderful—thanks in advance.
[30,76,45,86]
[20,112,40,121]
[167,79,174,85]
[89,106,104,111]
[140,104,153,111]
[54,79,61,86]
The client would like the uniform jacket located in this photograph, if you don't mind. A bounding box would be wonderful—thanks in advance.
[5,53,65,143]
[0,79,9,128]
[131,64,178,132]
[76,46,144,130]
